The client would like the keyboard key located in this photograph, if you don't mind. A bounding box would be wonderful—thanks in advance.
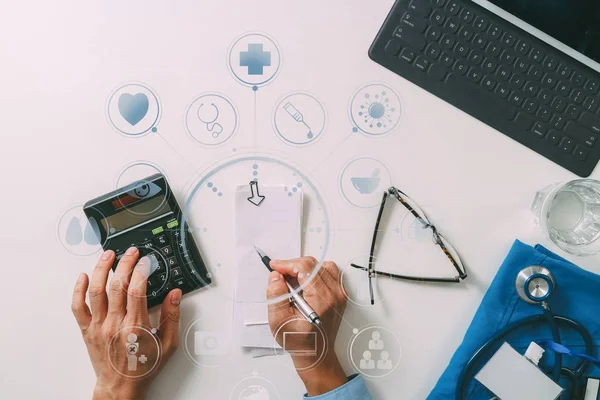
[557,64,572,79]
[509,73,525,89]
[537,107,551,122]
[516,40,530,55]
[385,39,402,56]
[486,42,502,57]
[454,42,469,57]
[440,34,455,49]
[580,113,600,134]
[508,90,524,106]
[565,122,597,147]
[532,122,547,137]
[440,52,454,67]
[426,43,442,59]
[414,56,430,71]
[550,115,565,130]
[400,48,416,63]
[567,105,581,120]
[488,24,502,38]
[556,81,571,96]
[575,146,589,161]
[501,32,516,47]
[515,113,534,130]
[572,72,585,86]
[458,26,474,41]
[426,26,443,41]
[482,59,497,73]
[584,97,598,113]
[460,8,474,23]
[560,138,575,153]
[467,68,482,83]
[445,17,459,33]
[409,0,432,17]
[429,63,447,80]
[483,76,497,91]
[524,82,539,96]
[401,12,428,33]
[431,10,445,25]
[529,49,544,63]
[454,59,468,75]
[432,0,446,7]
[499,49,516,65]
[445,1,460,15]
[468,50,483,66]
[541,56,557,71]
[570,89,585,105]
[527,65,543,81]
[497,66,510,81]
[473,34,487,49]
[474,16,489,31]
[523,100,537,114]
[538,89,552,105]
[550,97,567,112]
[495,83,510,99]
[540,74,558,89]
[584,79,599,95]
[547,130,562,145]
[394,27,427,51]
[515,58,529,73]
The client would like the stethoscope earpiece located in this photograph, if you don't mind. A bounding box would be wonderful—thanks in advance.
[515,266,556,305]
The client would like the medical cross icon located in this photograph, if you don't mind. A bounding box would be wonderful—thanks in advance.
[240,44,271,75]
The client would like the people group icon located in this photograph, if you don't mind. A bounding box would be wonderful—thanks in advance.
[359,331,393,371]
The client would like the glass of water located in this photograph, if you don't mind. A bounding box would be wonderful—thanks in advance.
[532,179,600,256]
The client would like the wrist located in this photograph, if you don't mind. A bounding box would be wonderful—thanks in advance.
[93,381,147,400]
[296,354,348,396]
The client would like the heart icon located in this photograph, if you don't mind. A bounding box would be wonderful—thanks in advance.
[118,93,149,126]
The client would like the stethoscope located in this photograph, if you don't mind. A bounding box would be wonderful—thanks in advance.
[197,103,223,138]
[456,265,595,400]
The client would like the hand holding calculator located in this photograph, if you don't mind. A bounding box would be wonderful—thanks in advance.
[83,174,211,308]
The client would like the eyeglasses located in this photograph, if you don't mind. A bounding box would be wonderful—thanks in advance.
[350,186,467,305]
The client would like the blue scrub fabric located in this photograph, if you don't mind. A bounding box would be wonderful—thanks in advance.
[305,375,371,399]
[428,240,600,399]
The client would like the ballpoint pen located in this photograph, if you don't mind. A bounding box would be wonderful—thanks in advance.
[254,246,322,327]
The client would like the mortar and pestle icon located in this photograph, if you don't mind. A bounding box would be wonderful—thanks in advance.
[351,168,381,194]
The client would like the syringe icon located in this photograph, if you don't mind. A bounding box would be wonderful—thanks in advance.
[283,102,314,139]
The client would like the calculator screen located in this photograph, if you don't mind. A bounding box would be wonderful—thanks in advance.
[99,195,171,236]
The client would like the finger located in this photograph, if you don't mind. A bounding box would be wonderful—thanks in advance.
[270,257,318,285]
[71,273,92,332]
[158,289,182,359]
[88,250,115,322]
[126,256,151,324]
[108,247,139,320]
[266,271,295,323]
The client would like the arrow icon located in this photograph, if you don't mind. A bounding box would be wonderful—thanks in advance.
[247,181,265,207]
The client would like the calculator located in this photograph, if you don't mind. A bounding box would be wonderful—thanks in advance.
[83,173,211,308]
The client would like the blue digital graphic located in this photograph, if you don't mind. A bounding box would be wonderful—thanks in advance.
[240,43,271,75]
[349,83,402,136]
[118,93,149,126]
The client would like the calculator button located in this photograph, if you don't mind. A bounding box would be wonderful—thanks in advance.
[149,289,160,298]
[163,283,173,293]
[160,245,174,256]
[167,256,178,267]
[172,267,183,278]
[158,273,168,283]
[154,235,168,246]
[173,278,187,289]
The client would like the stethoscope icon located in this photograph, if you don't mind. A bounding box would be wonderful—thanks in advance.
[197,103,224,138]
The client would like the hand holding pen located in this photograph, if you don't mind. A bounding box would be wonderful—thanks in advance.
[262,253,349,396]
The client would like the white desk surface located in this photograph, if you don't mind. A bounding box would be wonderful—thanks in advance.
[2,0,600,399]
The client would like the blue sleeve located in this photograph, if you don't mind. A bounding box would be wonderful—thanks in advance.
[304,374,371,400]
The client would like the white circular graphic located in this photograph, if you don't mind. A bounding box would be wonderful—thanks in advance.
[228,32,282,88]
[107,82,161,137]
[273,92,326,146]
[107,326,161,379]
[229,376,280,400]
[340,255,390,308]
[57,204,104,256]
[185,93,239,146]
[349,83,402,136]
[114,161,169,218]
[348,325,402,379]
[340,157,392,208]
[182,317,230,368]
[270,317,328,372]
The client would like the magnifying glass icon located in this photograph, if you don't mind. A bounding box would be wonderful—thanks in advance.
[198,103,224,138]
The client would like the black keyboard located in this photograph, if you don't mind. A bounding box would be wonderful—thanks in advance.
[369,0,600,177]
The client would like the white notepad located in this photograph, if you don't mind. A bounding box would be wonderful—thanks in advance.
[233,184,302,349]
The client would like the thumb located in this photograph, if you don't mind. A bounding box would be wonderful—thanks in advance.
[266,271,289,301]
[158,289,182,359]
[266,271,293,325]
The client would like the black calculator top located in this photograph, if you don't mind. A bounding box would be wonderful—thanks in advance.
[83,173,211,308]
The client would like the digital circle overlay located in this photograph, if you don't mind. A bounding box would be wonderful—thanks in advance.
[340,255,390,308]
[228,32,282,88]
[348,325,402,379]
[349,83,402,136]
[339,157,392,208]
[57,204,105,257]
[182,317,231,368]
[185,93,239,146]
[180,154,331,303]
[114,161,169,220]
[107,325,162,379]
[229,375,280,400]
[271,317,328,372]
[273,92,326,146]
[107,82,161,137]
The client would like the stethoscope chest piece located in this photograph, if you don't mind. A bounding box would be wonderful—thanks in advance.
[515,265,556,305]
